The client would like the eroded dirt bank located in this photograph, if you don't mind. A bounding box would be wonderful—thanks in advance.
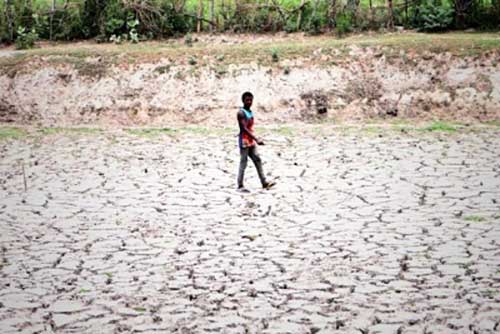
[1,43,499,126]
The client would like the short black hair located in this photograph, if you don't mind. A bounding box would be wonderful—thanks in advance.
[242,91,253,102]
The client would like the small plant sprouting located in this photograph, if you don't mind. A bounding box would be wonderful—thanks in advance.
[271,48,279,63]
[184,33,193,47]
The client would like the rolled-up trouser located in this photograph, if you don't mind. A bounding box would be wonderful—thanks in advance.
[237,145,266,188]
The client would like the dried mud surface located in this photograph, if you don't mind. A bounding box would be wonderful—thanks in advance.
[1,128,500,333]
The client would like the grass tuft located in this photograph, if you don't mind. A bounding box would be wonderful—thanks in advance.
[463,215,485,222]
[419,121,458,132]
[39,127,102,135]
[0,127,27,140]
[125,128,176,137]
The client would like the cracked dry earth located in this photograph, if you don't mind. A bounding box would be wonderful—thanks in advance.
[0,128,500,334]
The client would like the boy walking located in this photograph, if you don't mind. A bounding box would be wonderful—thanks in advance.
[237,92,276,192]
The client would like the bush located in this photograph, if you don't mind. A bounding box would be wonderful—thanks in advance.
[306,13,323,35]
[271,48,279,62]
[15,26,38,49]
[161,2,192,36]
[103,0,128,37]
[413,1,453,32]
[184,33,193,46]
[464,0,500,30]
[335,12,352,37]
[127,18,139,43]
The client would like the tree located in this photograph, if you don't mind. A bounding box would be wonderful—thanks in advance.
[197,0,203,32]
[387,0,394,29]
[4,0,15,41]
[451,0,474,28]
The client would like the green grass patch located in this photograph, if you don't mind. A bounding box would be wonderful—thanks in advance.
[154,65,172,74]
[362,126,385,134]
[483,120,500,127]
[0,127,26,140]
[7,32,500,70]
[419,121,458,132]
[272,126,294,136]
[79,288,91,293]
[0,127,27,140]
[133,307,147,312]
[125,127,232,137]
[180,126,233,136]
[463,215,486,222]
[38,127,102,135]
[125,128,177,137]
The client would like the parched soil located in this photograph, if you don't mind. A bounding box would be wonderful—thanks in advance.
[0,127,499,333]
[1,32,500,126]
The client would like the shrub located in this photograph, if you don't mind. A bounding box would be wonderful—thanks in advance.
[306,13,323,35]
[109,34,122,44]
[464,0,500,30]
[184,33,193,46]
[15,26,38,49]
[413,1,453,32]
[335,12,352,37]
[127,18,139,43]
[271,48,279,62]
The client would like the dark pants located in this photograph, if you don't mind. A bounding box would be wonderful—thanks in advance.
[237,146,266,188]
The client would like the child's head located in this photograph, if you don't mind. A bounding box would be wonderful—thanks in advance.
[242,92,253,108]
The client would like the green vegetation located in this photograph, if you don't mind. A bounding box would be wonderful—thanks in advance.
[0,0,498,46]
[270,126,295,136]
[361,126,387,135]
[15,27,38,50]
[3,33,500,73]
[419,121,458,132]
[484,120,500,127]
[180,126,232,136]
[38,127,102,135]
[154,65,172,74]
[0,127,26,140]
[463,215,486,222]
[335,12,352,37]
[0,124,496,143]
[125,128,177,137]
[271,48,280,63]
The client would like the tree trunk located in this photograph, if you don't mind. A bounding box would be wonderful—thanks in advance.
[50,0,56,40]
[220,0,224,30]
[452,0,473,29]
[296,0,305,30]
[5,0,14,42]
[387,0,394,30]
[267,0,273,29]
[369,0,373,28]
[404,0,408,25]
[346,0,360,25]
[328,0,337,28]
[197,0,203,33]
[209,0,215,32]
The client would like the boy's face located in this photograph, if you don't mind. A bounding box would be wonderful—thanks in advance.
[243,96,253,109]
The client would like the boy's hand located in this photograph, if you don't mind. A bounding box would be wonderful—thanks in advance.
[257,138,265,145]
